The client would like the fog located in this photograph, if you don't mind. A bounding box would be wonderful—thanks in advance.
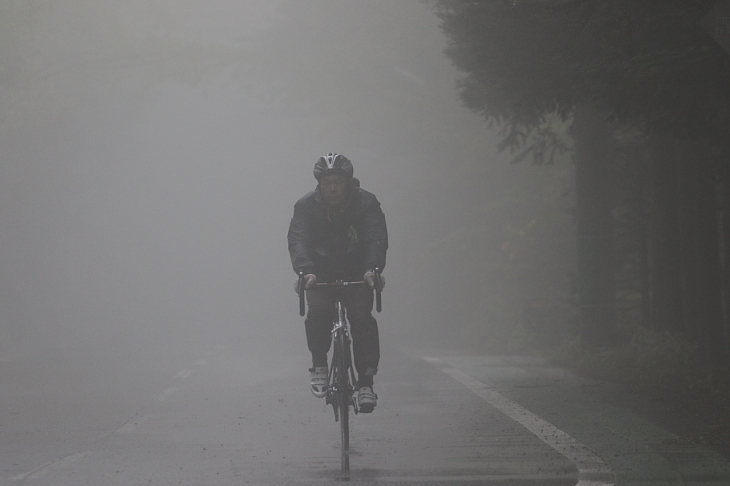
[0,1,536,379]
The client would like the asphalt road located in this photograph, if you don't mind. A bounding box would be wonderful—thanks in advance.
[1,335,729,485]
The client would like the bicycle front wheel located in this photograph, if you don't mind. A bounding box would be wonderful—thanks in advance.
[334,331,350,472]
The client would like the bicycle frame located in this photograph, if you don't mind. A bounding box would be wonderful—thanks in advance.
[327,296,359,417]
[314,279,363,473]
[328,293,357,472]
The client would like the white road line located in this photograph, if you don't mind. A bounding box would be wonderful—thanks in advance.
[10,451,91,481]
[114,414,149,434]
[155,386,179,401]
[297,474,585,483]
[374,474,582,483]
[425,357,614,486]
[10,362,206,482]
[174,368,193,379]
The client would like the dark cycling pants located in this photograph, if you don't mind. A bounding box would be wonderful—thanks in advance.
[305,284,380,387]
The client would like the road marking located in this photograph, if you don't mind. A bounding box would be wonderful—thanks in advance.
[425,357,614,486]
[9,360,207,482]
[174,368,193,379]
[116,421,139,433]
[114,414,149,434]
[10,451,92,481]
[155,386,179,401]
[296,473,581,483]
[372,474,577,482]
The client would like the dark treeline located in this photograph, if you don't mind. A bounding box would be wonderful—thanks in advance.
[433,0,730,367]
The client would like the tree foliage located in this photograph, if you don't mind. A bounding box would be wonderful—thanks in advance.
[432,0,730,362]
[433,0,730,143]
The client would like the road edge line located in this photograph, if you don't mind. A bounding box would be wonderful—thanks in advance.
[424,357,614,486]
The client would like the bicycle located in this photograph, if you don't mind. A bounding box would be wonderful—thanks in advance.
[297,269,383,475]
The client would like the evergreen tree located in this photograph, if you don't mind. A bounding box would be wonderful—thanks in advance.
[433,0,730,361]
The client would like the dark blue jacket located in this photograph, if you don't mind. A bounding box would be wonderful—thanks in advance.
[288,186,388,281]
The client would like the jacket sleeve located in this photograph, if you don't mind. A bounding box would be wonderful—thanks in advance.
[362,194,388,272]
[288,198,316,275]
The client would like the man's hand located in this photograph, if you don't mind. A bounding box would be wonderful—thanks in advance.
[303,274,317,289]
[364,270,383,289]
[294,274,318,293]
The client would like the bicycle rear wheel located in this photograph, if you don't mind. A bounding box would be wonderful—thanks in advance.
[334,331,350,472]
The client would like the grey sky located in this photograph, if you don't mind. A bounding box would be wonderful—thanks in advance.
[0,0,522,360]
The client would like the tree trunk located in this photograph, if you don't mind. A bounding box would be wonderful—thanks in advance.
[647,135,684,333]
[717,168,730,367]
[684,140,726,367]
[572,106,616,348]
[676,138,695,338]
[647,136,728,367]
[638,156,651,330]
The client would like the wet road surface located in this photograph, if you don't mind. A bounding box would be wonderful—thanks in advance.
[1,338,729,485]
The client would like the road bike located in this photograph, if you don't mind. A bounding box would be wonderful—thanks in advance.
[297,270,383,475]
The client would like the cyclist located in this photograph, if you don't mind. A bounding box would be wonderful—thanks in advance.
[288,153,388,413]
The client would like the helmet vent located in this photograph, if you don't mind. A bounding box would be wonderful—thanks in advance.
[313,153,353,180]
[325,153,339,169]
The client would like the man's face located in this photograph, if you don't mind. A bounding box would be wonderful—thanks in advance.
[320,174,349,207]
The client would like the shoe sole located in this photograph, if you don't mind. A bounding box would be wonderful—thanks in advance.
[358,402,375,413]
[311,388,328,398]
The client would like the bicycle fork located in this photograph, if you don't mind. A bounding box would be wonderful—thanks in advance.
[326,301,359,420]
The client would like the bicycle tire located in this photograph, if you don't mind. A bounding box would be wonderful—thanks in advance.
[334,331,350,472]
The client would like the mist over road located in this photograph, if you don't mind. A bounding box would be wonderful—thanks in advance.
[2,335,729,485]
[3,2,729,485]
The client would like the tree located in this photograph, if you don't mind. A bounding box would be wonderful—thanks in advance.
[433,0,620,347]
[433,0,730,361]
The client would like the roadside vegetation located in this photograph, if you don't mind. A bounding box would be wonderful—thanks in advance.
[425,0,730,447]
[427,1,730,372]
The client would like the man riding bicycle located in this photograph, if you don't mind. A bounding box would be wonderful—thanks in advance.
[288,153,388,413]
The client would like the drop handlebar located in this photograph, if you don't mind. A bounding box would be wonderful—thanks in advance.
[297,269,383,316]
